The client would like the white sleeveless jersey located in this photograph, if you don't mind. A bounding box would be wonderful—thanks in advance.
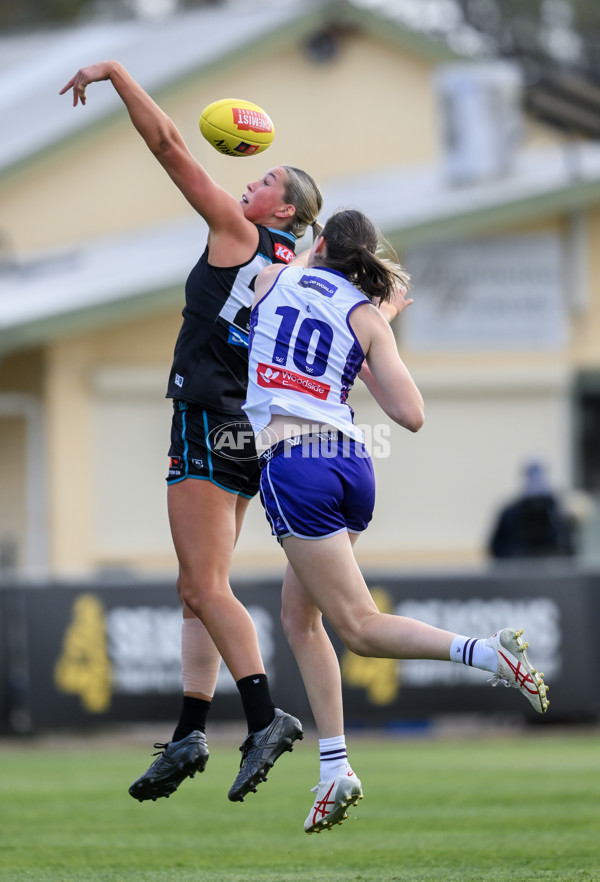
[244,265,371,442]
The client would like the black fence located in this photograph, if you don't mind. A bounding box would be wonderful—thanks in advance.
[1,566,598,734]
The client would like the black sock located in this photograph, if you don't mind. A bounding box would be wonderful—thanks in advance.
[171,696,211,742]
[236,674,275,733]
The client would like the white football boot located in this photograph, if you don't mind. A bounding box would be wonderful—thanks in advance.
[485,628,549,714]
[304,770,363,834]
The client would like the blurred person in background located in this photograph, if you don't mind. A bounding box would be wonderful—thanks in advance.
[488,460,576,560]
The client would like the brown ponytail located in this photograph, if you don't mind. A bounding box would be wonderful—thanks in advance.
[318,209,409,303]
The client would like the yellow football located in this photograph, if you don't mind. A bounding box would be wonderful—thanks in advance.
[199,98,275,157]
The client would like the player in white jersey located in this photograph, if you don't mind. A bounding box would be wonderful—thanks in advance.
[246,262,370,444]
[245,209,550,833]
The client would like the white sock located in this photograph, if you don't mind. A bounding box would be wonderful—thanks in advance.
[319,735,351,782]
[449,635,498,674]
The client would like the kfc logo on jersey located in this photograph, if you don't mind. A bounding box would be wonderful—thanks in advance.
[274,243,294,263]
[256,363,330,400]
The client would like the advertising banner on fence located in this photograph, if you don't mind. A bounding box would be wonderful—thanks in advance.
[1,568,598,733]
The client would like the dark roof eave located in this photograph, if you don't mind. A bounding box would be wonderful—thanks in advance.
[0,282,183,358]
[387,174,600,250]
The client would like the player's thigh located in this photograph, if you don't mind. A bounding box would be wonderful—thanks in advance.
[282,532,379,636]
[234,493,252,545]
[168,478,239,577]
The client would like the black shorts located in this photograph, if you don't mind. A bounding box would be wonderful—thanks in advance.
[166,400,260,499]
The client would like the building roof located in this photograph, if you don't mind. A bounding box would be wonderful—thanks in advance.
[0,216,206,354]
[3,139,600,356]
[3,1,600,357]
[0,0,323,177]
[0,0,459,179]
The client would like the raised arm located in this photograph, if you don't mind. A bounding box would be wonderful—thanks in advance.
[59,61,253,245]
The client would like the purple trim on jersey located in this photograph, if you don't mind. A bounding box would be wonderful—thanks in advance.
[345,299,369,351]
[340,338,365,405]
[310,265,350,281]
[247,301,259,361]
[252,264,292,312]
[248,264,292,360]
[337,301,367,405]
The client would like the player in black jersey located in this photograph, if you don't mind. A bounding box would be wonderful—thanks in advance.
[61,61,323,803]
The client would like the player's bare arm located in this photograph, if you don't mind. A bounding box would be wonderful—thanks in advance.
[352,305,424,432]
[358,281,413,403]
[59,61,254,251]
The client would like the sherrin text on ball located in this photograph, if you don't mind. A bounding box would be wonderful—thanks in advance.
[199,98,275,157]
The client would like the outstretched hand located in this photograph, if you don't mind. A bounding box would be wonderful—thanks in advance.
[377,283,413,323]
[59,62,113,106]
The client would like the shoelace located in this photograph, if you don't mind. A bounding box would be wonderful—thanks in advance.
[237,734,255,768]
[489,675,511,688]
[151,742,170,756]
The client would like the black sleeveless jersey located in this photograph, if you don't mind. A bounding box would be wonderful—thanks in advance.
[166,224,296,413]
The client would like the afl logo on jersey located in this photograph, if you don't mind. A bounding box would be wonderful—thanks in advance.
[274,243,294,263]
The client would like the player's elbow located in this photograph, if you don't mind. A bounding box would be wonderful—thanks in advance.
[401,407,425,433]
[387,402,424,433]
[153,131,178,158]
[412,413,425,433]
[150,120,184,159]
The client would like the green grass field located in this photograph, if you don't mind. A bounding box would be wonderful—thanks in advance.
[1,728,599,882]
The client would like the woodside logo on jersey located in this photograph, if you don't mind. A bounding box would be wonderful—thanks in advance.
[256,363,330,399]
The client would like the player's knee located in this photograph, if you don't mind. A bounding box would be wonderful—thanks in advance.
[337,612,378,657]
[180,582,203,614]
[280,606,295,642]
[281,605,319,648]
[179,575,227,614]
[340,632,371,657]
